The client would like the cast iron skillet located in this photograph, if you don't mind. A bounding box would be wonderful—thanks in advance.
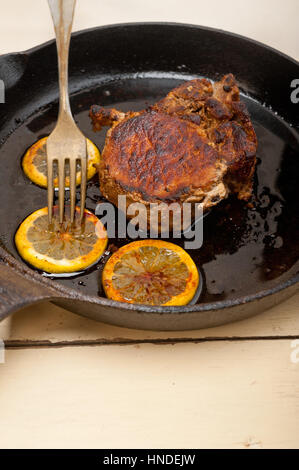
[0,23,298,330]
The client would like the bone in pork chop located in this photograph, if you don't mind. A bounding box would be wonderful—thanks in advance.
[90,74,257,224]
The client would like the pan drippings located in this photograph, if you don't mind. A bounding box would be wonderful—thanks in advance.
[0,77,298,303]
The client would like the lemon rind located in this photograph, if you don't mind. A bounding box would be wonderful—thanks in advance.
[15,207,108,274]
[22,137,100,188]
[102,239,199,306]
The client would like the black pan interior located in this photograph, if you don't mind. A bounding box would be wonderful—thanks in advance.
[0,23,298,306]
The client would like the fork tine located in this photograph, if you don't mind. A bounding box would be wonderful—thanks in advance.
[80,156,87,223]
[58,158,65,224]
[47,158,54,224]
[69,159,77,224]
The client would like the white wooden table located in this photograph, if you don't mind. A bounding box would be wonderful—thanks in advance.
[0,0,298,449]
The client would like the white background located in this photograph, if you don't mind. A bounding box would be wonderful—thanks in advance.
[0,0,298,60]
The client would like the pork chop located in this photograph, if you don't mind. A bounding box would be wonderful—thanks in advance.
[90,74,257,227]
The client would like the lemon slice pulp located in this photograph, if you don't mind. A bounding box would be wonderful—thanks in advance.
[22,136,100,188]
[15,206,108,274]
[102,240,199,306]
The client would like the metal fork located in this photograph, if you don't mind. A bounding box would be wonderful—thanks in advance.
[47,0,87,224]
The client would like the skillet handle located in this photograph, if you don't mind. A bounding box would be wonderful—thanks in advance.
[0,263,58,321]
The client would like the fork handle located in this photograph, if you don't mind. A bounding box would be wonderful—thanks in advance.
[48,0,76,117]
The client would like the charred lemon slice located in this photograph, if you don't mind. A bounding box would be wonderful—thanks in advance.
[102,240,199,306]
[22,136,100,188]
[15,206,108,274]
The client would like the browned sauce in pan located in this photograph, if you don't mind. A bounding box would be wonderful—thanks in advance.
[0,77,298,303]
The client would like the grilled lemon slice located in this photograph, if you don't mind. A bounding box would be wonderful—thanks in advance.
[22,136,100,188]
[15,206,108,274]
[102,240,199,306]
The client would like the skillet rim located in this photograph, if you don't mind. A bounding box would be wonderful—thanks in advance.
[1,243,298,314]
[0,21,298,314]
[3,21,299,67]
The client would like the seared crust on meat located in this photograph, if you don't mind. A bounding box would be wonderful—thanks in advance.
[99,111,226,201]
[90,74,257,221]
[90,105,126,130]
[150,74,257,200]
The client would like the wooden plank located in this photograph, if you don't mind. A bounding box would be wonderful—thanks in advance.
[1,292,298,343]
[0,340,298,449]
